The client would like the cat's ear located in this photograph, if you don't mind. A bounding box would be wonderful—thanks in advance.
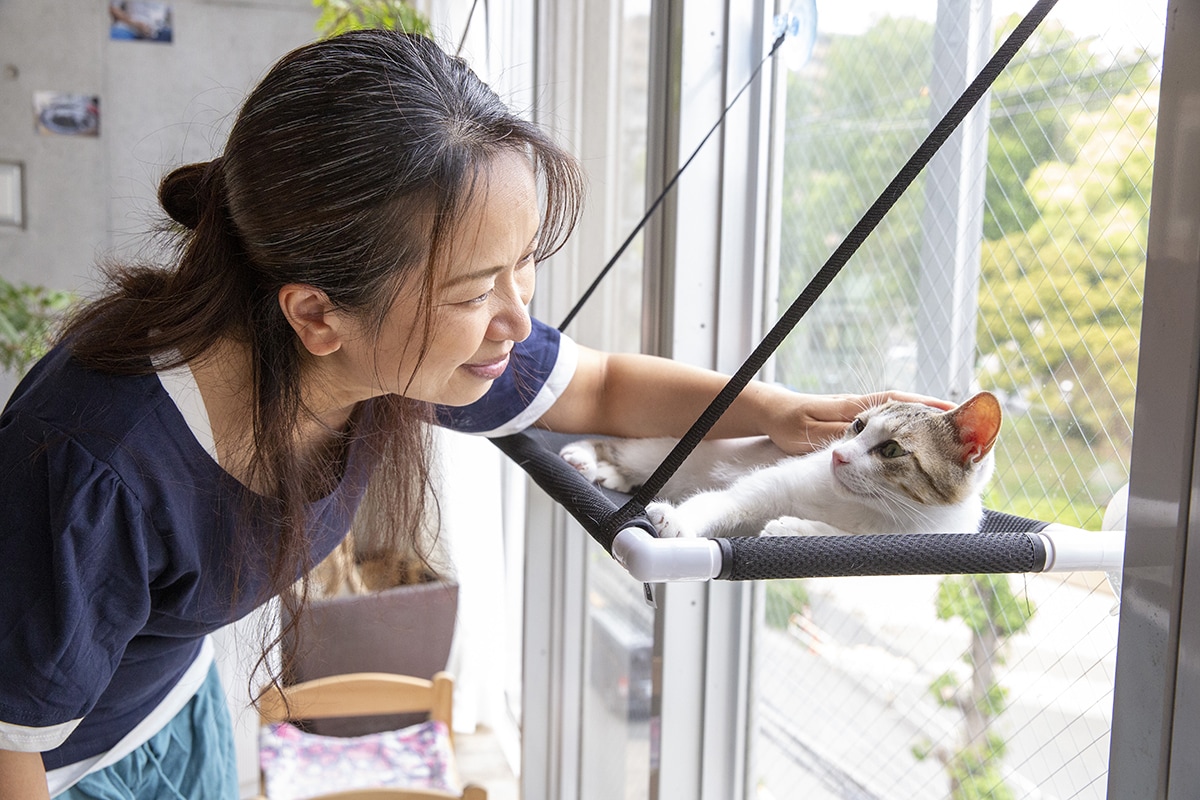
[948,392,1002,464]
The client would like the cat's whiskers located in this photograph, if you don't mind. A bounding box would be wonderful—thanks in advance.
[860,481,932,530]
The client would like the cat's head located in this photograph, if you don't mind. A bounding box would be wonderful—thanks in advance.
[827,391,1002,508]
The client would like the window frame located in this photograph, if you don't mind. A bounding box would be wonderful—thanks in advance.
[1109,2,1200,795]
[642,2,774,799]
[520,1,776,799]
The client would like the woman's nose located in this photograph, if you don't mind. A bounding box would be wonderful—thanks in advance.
[489,282,532,342]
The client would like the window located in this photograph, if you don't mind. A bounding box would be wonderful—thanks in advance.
[755,2,1164,797]
[517,1,656,797]
[575,4,655,796]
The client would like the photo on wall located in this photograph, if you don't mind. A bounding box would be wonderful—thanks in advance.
[108,1,174,43]
[33,92,100,137]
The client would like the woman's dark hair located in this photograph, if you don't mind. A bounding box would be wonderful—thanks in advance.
[61,30,584,686]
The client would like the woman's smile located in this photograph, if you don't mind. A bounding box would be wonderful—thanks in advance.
[462,352,511,381]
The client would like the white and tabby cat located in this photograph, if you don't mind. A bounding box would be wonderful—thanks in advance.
[560,391,1002,539]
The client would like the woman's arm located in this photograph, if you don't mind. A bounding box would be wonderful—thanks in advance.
[0,750,50,800]
[537,345,952,454]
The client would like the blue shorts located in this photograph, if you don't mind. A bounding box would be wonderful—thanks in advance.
[54,665,238,800]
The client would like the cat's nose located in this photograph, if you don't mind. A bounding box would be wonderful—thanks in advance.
[831,448,849,465]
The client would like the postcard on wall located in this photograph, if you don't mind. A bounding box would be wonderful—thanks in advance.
[33,92,100,137]
[109,1,174,43]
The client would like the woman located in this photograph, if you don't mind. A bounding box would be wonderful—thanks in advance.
[0,30,941,799]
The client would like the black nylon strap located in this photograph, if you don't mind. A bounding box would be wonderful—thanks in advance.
[609,0,1060,542]
[557,31,789,333]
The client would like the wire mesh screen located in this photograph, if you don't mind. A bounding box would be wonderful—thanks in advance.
[756,1,1163,797]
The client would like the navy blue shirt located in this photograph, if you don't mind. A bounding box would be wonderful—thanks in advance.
[0,318,571,770]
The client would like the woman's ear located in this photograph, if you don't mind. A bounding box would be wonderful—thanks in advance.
[277,284,345,356]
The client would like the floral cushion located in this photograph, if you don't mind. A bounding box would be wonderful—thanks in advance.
[260,719,461,800]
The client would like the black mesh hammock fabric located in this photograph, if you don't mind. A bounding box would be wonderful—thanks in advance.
[492,0,1064,583]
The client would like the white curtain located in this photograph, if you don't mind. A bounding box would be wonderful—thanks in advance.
[437,428,512,734]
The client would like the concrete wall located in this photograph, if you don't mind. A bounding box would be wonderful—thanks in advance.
[0,0,321,399]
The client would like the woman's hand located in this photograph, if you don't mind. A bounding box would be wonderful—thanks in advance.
[762,389,956,454]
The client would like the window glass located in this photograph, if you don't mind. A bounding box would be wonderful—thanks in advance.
[578,2,654,799]
[757,2,1163,797]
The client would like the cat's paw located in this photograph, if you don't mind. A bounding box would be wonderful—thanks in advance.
[763,516,849,537]
[560,440,637,493]
[646,501,694,538]
[559,440,600,482]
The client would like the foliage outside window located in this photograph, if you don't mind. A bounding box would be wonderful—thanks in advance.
[312,0,431,38]
[0,278,72,376]
[759,7,1155,799]
[777,14,1152,528]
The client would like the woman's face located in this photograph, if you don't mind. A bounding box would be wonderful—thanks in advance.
[335,150,540,407]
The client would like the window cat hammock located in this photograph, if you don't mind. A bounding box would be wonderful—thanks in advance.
[495,0,1126,587]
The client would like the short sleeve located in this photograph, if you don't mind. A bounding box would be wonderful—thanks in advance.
[0,413,154,752]
[434,318,578,436]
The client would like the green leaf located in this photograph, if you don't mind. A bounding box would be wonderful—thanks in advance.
[312,0,432,38]
[0,277,74,375]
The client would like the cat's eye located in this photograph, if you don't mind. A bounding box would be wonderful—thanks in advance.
[850,418,866,435]
[878,440,906,459]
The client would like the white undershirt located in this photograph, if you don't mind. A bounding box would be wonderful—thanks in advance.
[157,358,219,461]
[44,361,218,796]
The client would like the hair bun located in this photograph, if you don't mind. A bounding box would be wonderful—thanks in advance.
[159,159,220,230]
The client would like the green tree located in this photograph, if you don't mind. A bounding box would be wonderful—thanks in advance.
[764,579,810,630]
[917,575,1034,799]
[983,16,1156,241]
[977,17,1155,523]
[978,86,1154,522]
[777,16,934,393]
[778,14,1155,520]
[312,0,431,38]
[979,87,1153,437]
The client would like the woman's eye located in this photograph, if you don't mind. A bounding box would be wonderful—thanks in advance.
[878,440,906,458]
[850,418,866,435]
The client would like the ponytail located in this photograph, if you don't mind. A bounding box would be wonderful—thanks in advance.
[63,157,257,373]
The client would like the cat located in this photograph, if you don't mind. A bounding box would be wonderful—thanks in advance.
[559,391,1002,539]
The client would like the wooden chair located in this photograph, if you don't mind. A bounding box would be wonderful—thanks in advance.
[257,671,488,800]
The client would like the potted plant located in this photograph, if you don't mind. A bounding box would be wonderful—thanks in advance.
[0,277,72,376]
[283,489,461,736]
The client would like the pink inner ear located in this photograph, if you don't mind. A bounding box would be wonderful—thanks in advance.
[951,392,1003,463]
